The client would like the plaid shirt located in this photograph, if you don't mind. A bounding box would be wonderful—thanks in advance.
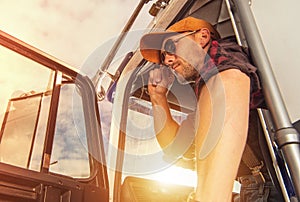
[194,37,265,109]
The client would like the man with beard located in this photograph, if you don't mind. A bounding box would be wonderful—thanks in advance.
[139,17,282,201]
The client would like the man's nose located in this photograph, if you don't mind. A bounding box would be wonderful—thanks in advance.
[164,53,175,66]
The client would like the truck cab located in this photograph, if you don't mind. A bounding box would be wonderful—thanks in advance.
[1,0,299,201]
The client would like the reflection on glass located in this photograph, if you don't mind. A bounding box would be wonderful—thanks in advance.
[0,45,52,171]
[0,93,42,168]
[49,84,90,178]
[0,40,93,179]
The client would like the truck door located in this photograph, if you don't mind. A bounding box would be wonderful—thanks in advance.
[0,30,109,202]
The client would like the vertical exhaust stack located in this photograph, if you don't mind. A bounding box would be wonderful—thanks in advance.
[231,0,300,199]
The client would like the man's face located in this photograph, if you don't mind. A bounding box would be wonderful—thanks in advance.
[161,31,206,84]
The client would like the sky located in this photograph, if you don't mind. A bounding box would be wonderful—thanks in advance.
[0,0,152,69]
[0,0,153,113]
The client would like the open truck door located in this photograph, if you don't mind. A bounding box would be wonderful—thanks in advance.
[0,30,109,202]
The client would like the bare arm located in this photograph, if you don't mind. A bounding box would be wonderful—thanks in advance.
[148,66,178,148]
[195,69,250,201]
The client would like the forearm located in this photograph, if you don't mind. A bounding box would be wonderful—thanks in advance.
[150,94,179,149]
[147,66,177,149]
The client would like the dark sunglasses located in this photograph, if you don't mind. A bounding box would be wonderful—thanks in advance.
[160,29,200,63]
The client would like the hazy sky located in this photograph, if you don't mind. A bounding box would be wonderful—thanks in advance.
[0,0,152,68]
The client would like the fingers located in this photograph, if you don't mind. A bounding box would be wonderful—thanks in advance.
[148,66,174,87]
[148,66,172,96]
[149,68,162,86]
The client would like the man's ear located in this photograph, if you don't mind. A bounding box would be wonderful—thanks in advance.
[195,28,211,49]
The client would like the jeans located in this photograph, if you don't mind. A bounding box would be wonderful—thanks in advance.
[233,175,284,202]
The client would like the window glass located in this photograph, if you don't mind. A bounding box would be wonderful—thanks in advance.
[0,45,91,178]
[0,45,53,170]
[49,84,90,178]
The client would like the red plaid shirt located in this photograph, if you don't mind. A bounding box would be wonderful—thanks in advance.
[194,37,265,109]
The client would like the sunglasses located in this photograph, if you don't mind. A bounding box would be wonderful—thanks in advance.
[160,29,200,63]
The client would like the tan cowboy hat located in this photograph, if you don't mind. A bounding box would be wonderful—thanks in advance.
[140,17,220,64]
